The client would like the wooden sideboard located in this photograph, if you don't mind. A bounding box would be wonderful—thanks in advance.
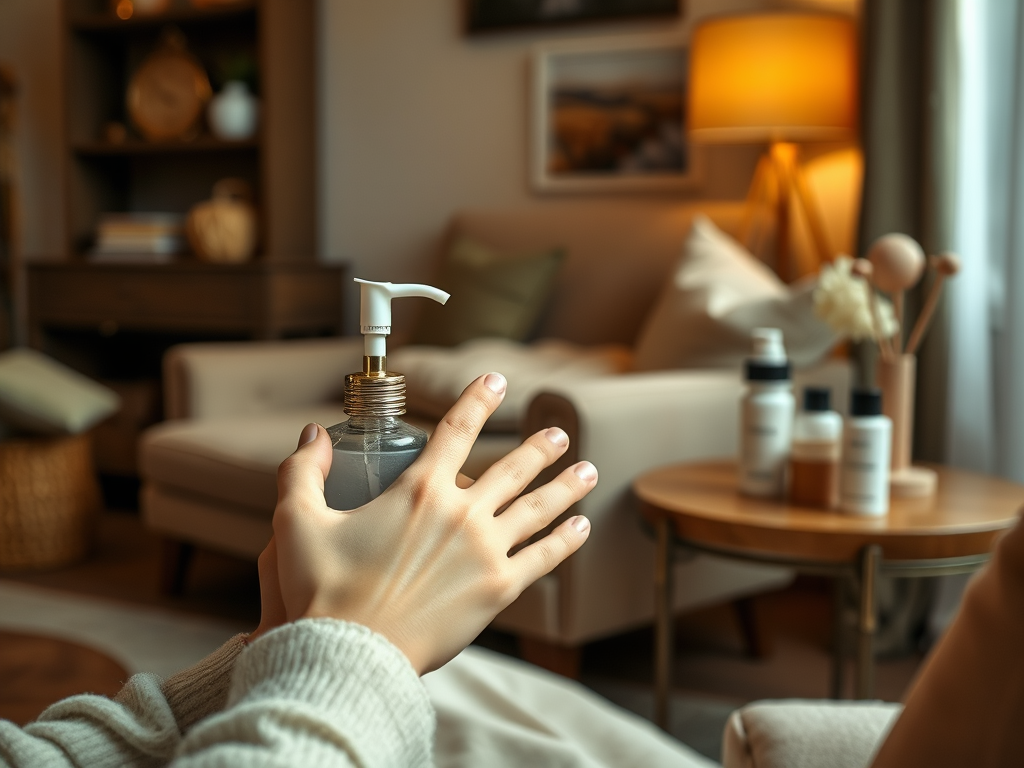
[27,262,346,344]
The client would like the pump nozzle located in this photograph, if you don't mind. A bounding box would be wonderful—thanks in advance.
[355,278,450,359]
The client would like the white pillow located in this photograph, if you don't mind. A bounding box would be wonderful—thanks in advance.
[0,348,121,435]
[391,338,632,432]
[633,215,837,370]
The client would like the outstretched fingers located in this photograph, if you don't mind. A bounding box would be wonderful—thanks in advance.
[474,426,570,506]
[418,373,507,476]
[503,461,597,580]
[508,509,593,592]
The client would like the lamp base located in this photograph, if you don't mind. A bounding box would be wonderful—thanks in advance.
[889,466,937,498]
[738,141,833,281]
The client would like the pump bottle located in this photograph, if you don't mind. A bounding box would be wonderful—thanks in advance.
[322,278,449,510]
[739,328,795,499]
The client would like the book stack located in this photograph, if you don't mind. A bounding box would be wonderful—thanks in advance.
[90,213,186,263]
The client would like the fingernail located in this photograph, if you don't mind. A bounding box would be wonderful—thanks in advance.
[484,372,506,395]
[574,462,597,482]
[569,515,591,534]
[297,422,318,448]
[545,427,568,447]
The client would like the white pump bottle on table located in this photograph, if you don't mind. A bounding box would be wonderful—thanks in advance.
[323,278,450,510]
[739,328,795,499]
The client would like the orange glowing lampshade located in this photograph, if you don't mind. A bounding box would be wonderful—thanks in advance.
[689,14,858,144]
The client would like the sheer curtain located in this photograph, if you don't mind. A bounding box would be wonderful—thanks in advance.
[947,0,1024,481]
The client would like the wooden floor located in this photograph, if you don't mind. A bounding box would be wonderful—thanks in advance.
[2,509,925,728]
[0,631,128,725]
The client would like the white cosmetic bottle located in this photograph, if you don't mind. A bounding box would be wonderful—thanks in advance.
[739,328,795,499]
[840,388,892,516]
[323,278,449,510]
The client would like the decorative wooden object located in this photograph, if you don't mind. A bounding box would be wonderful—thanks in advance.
[186,178,257,263]
[864,235,959,497]
[126,27,211,141]
[877,354,936,497]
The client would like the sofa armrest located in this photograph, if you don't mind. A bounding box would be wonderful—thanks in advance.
[164,337,363,419]
[521,370,753,642]
[515,360,851,643]
[722,700,901,768]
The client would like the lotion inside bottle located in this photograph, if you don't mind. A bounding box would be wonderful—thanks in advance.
[322,279,449,510]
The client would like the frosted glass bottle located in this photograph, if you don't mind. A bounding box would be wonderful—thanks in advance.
[324,415,428,510]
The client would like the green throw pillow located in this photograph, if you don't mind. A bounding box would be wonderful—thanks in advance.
[0,348,120,435]
[412,237,565,347]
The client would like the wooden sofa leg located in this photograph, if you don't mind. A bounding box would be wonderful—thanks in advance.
[160,539,195,597]
[733,596,771,659]
[519,637,582,679]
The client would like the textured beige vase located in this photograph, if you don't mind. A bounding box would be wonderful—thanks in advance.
[876,353,937,497]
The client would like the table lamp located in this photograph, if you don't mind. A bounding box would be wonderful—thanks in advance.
[689,13,858,280]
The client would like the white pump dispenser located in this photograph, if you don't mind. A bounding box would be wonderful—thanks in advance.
[355,278,449,358]
[323,278,449,510]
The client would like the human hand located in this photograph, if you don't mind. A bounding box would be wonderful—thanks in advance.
[272,372,597,674]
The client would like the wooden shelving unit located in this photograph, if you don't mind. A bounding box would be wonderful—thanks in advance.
[29,1,341,482]
[62,0,315,260]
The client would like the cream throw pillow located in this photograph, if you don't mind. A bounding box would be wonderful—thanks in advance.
[391,338,632,432]
[0,348,120,435]
[633,215,837,370]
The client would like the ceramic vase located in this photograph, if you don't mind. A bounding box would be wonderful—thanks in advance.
[876,353,937,497]
[208,81,258,141]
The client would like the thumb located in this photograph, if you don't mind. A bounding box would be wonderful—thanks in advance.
[275,423,332,514]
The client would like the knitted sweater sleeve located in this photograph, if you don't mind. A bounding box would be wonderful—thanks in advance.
[0,620,434,768]
[172,619,434,767]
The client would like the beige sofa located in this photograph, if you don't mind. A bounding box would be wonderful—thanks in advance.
[141,201,814,668]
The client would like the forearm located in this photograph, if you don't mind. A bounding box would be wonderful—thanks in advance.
[172,619,435,768]
[1,635,247,768]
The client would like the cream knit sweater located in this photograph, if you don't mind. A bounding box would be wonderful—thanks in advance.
[0,618,434,767]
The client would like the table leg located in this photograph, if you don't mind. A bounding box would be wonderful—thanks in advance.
[831,575,848,699]
[654,515,674,730]
[856,544,882,699]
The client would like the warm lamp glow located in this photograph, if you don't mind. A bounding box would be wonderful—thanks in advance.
[689,14,858,143]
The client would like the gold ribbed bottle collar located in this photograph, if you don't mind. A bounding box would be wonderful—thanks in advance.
[343,356,406,417]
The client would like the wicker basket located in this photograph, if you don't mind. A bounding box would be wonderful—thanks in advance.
[0,434,101,571]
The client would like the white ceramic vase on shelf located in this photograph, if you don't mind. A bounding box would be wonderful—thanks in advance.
[207,81,258,141]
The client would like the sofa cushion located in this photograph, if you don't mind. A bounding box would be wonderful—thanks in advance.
[0,348,120,435]
[140,406,518,513]
[412,236,564,347]
[633,216,837,371]
[447,203,753,346]
[392,338,632,432]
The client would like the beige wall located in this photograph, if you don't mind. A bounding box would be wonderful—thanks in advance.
[319,0,857,328]
[318,0,765,323]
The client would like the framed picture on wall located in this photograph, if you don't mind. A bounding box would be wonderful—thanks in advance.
[467,0,681,33]
[531,35,700,194]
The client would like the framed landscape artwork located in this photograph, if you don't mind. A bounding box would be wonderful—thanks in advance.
[531,36,699,193]
[467,0,681,33]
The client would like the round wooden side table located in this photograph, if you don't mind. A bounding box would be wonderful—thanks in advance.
[633,460,1024,730]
